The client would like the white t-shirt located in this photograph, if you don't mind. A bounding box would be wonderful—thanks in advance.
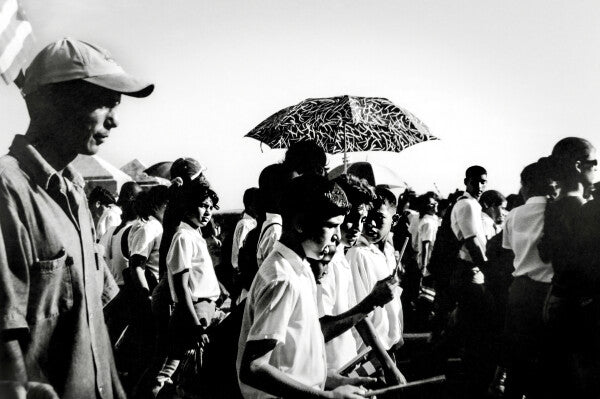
[237,242,327,399]
[417,214,439,269]
[317,245,358,372]
[231,213,257,269]
[166,222,221,302]
[96,205,122,240]
[503,196,553,283]
[481,212,501,240]
[406,210,420,252]
[346,240,404,351]
[451,193,488,263]
[128,216,162,280]
[256,213,282,268]
[99,221,133,285]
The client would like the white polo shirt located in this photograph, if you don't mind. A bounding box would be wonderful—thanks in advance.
[128,216,162,280]
[503,196,553,283]
[99,221,133,285]
[237,242,327,399]
[166,222,221,302]
[317,245,358,372]
[346,240,403,351]
[451,193,488,263]
[256,213,282,268]
[417,214,439,269]
[231,213,257,269]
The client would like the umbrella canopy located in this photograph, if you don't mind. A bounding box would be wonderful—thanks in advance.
[246,96,437,169]
[144,161,173,180]
[328,161,408,190]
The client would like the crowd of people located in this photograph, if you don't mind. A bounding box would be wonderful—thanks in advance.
[1,38,600,399]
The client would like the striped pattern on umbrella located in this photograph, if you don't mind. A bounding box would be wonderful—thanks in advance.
[0,0,33,85]
[246,96,437,154]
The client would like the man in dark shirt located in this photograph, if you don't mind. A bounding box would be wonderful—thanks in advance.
[0,38,153,399]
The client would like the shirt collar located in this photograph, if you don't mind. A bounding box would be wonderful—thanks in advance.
[265,213,282,224]
[274,241,311,276]
[526,196,547,204]
[242,212,255,221]
[177,220,200,234]
[8,134,85,190]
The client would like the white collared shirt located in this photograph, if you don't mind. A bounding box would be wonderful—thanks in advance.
[166,222,221,302]
[451,192,488,263]
[231,213,257,269]
[96,204,122,240]
[99,221,133,285]
[417,214,439,268]
[256,213,282,268]
[503,196,553,283]
[346,240,404,351]
[317,245,358,371]
[237,242,327,399]
[128,215,162,279]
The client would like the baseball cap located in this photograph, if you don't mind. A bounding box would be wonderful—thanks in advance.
[170,158,206,181]
[22,38,154,97]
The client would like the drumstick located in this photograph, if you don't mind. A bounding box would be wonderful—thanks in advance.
[365,375,446,397]
[393,237,409,277]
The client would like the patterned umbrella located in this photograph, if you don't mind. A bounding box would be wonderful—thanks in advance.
[245,95,437,170]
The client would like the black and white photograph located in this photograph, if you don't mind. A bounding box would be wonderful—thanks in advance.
[0,1,599,398]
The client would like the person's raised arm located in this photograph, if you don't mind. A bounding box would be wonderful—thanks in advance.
[240,339,366,399]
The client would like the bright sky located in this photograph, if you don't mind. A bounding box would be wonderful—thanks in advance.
[1,0,599,209]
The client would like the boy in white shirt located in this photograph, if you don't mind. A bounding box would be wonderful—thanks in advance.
[237,174,367,399]
[347,187,404,352]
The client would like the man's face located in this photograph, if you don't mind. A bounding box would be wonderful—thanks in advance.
[465,174,488,199]
[59,87,121,156]
[340,203,369,248]
[301,214,344,260]
[486,200,507,225]
[186,197,214,228]
[363,202,396,245]
[425,197,438,216]
[579,148,598,189]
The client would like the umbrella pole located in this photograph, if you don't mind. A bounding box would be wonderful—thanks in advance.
[343,127,348,173]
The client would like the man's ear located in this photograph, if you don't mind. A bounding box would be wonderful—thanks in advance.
[94,201,101,209]
[575,160,583,174]
[292,213,304,235]
[391,213,400,227]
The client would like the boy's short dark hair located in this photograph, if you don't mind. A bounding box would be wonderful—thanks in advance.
[242,187,259,209]
[89,186,116,206]
[479,190,506,209]
[281,174,350,225]
[177,180,220,214]
[373,186,397,211]
[283,140,327,176]
[333,174,376,208]
[135,185,169,220]
[465,165,487,180]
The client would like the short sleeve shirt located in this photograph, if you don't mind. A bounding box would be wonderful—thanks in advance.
[256,213,282,268]
[96,205,122,240]
[0,135,125,399]
[128,216,162,280]
[237,242,327,399]
[231,213,257,269]
[346,240,404,351]
[417,214,439,268]
[502,196,553,283]
[166,222,220,302]
[317,246,358,371]
[99,222,133,285]
[451,193,488,263]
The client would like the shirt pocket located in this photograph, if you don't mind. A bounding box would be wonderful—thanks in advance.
[28,249,74,324]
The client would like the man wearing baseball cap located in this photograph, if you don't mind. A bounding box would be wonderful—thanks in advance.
[0,38,153,399]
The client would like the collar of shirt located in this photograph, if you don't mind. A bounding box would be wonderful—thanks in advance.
[264,212,282,225]
[177,220,202,237]
[273,241,312,277]
[526,196,547,205]
[8,134,85,190]
[241,212,255,221]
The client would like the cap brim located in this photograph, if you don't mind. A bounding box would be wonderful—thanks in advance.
[84,73,154,98]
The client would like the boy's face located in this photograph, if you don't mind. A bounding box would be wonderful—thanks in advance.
[340,203,369,248]
[363,202,396,245]
[301,214,344,260]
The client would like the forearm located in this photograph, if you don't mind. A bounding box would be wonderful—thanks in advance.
[0,339,27,382]
[464,237,486,265]
[421,242,430,268]
[320,299,375,342]
[133,267,150,291]
[174,275,200,326]
[244,360,332,398]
